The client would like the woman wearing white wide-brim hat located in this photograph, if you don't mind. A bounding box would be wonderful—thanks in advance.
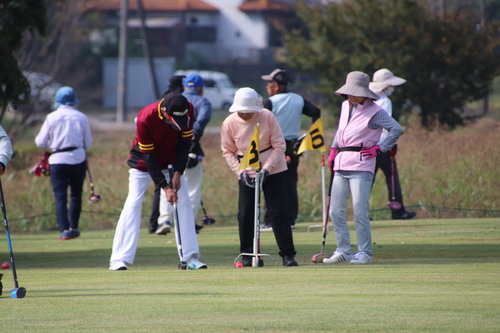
[221,87,298,267]
[369,69,416,220]
[323,71,403,265]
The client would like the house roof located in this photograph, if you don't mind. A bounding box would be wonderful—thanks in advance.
[238,0,295,12]
[86,0,218,12]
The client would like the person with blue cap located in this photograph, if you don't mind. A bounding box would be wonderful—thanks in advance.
[155,73,212,236]
[35,86,93,240]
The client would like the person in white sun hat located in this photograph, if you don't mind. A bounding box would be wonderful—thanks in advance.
[324,71,403,265]
[369,69,416,220]
[220,87,298,267]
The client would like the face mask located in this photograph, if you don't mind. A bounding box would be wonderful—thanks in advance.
[384,86,394,96]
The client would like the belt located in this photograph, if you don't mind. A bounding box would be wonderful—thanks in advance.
[338,146,363,152]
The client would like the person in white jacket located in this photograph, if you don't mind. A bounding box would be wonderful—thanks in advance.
[0,125,13,176]
[369,68,416,220]
[35,87,92,240]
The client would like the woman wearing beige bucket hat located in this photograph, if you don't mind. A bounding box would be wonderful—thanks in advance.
[221,87,298,267]
[323,71,403,265]
[369,69,416,220]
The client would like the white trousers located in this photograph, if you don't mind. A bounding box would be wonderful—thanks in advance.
[111,168,200,265]
[159,163,202,224]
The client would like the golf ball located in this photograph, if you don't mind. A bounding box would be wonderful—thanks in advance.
[234,262,243,268]
[1,262,10,269]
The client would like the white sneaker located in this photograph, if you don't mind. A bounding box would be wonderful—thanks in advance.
[350,252,372,264]
[187,258,207,270]
[323,251,353,264]
[109,260,128,271]
[155,222,172,235]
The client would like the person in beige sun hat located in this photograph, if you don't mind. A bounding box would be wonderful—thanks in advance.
[370,68,416,220]
[324,71,403,265]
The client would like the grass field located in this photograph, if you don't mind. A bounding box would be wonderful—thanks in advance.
[1,218,499,332]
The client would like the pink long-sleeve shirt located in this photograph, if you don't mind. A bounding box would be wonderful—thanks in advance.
[221,109,287,177]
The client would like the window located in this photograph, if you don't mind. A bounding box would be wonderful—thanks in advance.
[187,26,216,43]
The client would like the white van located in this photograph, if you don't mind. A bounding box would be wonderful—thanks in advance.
[174,70,237,110]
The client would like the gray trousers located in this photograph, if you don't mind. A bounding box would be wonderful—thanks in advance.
[329,173,373,256]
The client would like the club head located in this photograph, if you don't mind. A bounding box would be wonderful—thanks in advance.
[89,194,101,203]
[10,287,26,299]
[178,261,188,270]
[387,201,402,210]
[201,217,215,225]
[311,253,327,263]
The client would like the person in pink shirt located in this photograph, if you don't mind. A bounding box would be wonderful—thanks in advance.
[324,72,403,265]
[221,87,298,267]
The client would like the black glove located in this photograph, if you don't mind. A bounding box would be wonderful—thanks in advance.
[186,153,199,169]
[190,140,203,156]
[258,169,269,188]
[239,171,255,188]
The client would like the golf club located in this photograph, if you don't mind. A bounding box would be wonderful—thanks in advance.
[0,179,26,299]
[86,161,101,203]
[168,165,187,270]
[387,156,402,210]
[312,171,334,263]
[200,199,215,225]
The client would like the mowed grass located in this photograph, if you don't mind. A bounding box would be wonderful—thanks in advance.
[1,218,499,332]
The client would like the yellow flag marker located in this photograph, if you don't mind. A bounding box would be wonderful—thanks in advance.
[297,118,326,155]
[238,123,261,172]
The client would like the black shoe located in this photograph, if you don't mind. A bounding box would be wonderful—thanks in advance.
[195,224,204,234]
[392,211,416,220]
[282,255,298,267]
[148,223,158,234]
[241,256,264,267]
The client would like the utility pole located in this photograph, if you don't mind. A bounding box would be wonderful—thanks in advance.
[117,0,129,123]
[137,0,160,100]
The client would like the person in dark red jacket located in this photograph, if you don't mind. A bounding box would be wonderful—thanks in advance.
[109,92,207,271]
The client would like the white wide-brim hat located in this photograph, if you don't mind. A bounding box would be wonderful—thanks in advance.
[369,68,406,93]
[229,87,263,113]
[335,71,379,100]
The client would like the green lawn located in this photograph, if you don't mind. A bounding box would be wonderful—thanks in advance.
[1,218,499,332]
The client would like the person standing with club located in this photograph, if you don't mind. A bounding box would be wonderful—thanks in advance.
[35,86,92,240]
[110,91,207,271]
[221,87,298,267]
[155,74,212,236]
[369,68,416,220]
[148,75,185,234]
[324,72,402,265]
[260,69,321,229]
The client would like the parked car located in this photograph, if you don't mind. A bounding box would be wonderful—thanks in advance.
[174,70,237,110]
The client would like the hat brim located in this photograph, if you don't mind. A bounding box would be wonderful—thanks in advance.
[165,114,190,131]
[369,77,406,92]
[260,74,273,81]
[228,104,263,113]
[335,85,379,100]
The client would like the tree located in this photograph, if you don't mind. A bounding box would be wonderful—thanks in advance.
[0,0,47,120]
[4,1,102,138]
[280,0,500,128]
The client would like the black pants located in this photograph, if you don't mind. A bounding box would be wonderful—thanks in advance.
[50,161,86,232]
[238,171,296,257]
[374,152,407,217]
[264,152,299,226]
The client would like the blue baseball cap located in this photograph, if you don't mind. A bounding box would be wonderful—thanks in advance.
[53,86,79,109]
[183,74,204,88]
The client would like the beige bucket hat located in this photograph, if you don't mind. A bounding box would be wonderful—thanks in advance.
[369,68,406,93]
[335,71,379,100]
[229,87,263,113]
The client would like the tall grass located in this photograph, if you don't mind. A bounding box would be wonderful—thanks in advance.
[3,115,499,232]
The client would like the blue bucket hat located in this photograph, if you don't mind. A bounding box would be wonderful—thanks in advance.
[53,86,79,109]
[183,74,204,88]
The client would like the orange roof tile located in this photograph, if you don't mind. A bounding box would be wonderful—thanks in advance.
[239,0,295,12]
[86,0,218,12]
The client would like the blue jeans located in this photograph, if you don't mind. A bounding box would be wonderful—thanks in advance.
[50,162,86,231]
[329,174,373,256]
